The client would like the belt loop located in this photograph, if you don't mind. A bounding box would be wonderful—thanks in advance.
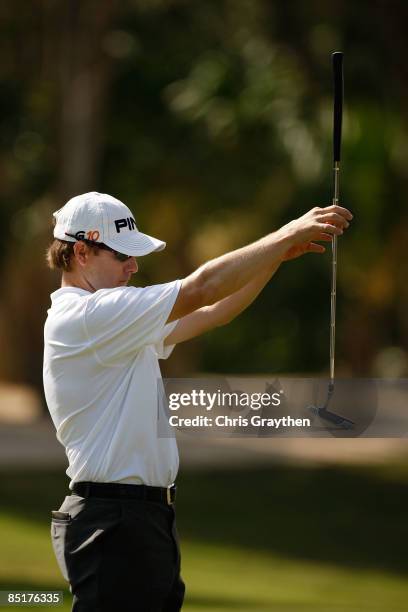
[167,486,172,505]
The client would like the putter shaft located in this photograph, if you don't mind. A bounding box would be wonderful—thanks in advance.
[330,161,340,385]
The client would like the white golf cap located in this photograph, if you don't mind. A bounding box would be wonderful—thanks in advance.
[53,192,166,256]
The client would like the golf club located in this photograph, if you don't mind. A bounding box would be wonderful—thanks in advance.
[310,51,355,430]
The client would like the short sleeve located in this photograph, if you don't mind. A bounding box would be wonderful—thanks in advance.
[154,320,179,360]
[84,280,181,365]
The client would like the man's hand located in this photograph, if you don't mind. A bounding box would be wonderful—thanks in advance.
[279,205,353,249]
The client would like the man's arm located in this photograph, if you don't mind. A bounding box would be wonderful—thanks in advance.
[164,238,329,345]
[165,262,281,346]
[166,205,352,323]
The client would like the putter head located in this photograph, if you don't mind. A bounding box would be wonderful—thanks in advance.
[307,404,354,430]
[317,407,354,430]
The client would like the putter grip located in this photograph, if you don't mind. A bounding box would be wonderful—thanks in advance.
[332,52,343,163]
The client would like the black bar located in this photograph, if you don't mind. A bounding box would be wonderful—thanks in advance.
[332,51,343,163]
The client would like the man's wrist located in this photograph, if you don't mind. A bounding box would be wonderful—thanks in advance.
[269,225,297,254]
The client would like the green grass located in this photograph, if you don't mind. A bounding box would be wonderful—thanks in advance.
[1,462,408,611]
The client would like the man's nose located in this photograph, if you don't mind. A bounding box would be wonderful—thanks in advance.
[126,257,138,273]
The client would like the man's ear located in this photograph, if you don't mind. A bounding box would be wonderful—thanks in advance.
[73,241,90,267]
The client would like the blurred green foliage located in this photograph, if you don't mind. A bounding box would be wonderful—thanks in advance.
[0,0,407,391]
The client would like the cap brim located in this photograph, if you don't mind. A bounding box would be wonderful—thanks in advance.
[103,231,166,256]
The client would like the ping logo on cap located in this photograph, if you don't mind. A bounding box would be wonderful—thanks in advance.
[115,217,136,233]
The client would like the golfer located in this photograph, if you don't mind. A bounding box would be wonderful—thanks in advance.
[43,191,352,611]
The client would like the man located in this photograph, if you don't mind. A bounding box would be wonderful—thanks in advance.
[43,191,352,611]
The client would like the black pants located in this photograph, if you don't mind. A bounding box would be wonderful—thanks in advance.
[50,491,185,611]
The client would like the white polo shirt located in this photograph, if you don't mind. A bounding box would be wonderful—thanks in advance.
[43,281,181,490]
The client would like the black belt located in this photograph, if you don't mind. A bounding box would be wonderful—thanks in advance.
[72,481,176,505]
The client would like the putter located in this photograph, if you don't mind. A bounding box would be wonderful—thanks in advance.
[310,52,354,430]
